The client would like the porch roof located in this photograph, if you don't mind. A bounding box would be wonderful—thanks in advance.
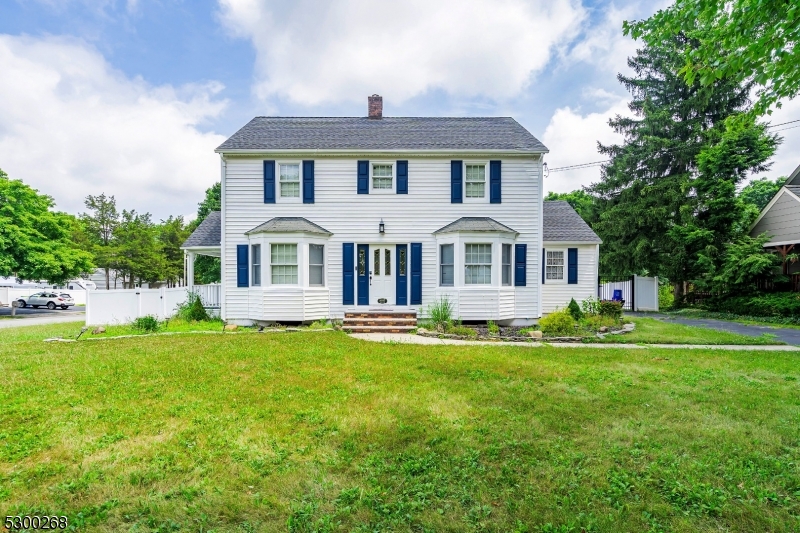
[246,217,333,236]
[433,217,518,235]
[182,211,221,248]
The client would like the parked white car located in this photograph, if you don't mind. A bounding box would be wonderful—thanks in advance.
[17,292,74,310]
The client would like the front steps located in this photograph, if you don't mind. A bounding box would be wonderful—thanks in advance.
[343,310,417,333]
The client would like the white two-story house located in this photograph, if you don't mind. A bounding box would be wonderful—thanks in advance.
[182,95,600,326]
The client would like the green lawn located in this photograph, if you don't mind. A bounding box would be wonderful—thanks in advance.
[591,317,784,345]
[2,324,800,532]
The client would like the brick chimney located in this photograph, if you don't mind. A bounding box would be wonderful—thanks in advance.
[368,94,383,119]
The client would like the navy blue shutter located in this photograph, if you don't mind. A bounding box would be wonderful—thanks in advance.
[396,244,408,305]
[490,160,501,203]
[542,248,546,284]
[410,243,422,305]
[450,161,462,203]
[567,248,578,284]
[263,161,276,203]
[515,244,527,287]
[343,243,354,305]
[236,244,249,287]
[397,160,408,194]
[357,161,369,194]
[302,160,314,203]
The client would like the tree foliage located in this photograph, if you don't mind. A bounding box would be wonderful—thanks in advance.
[0,169,94,283]
[589,37,778,298]
[80,194,119,289]
[624,0,800,113]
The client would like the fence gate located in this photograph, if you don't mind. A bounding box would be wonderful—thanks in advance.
[598,275,634,311]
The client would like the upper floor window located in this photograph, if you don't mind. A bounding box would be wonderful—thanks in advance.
[465,243,491,284]
[465,164,486,198]
[372,164,393,190]
[546,250,564,280]
[271,243,298,284]
[280,164,300,198]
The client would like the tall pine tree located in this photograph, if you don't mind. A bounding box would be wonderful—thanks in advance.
[590,36,778,299]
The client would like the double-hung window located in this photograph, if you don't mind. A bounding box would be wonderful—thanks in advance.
[465,244,491,284]
[280,164,300,198]
[309,244,324,286]
[251,244,261,286]
[502,244,511,286]
[271,244,298,284]
[546,250,564,280]
[440,244,454,286]
[372,164,393,190]
[465,164,485,198]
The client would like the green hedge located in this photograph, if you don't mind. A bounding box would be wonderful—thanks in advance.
[704,292,800,318]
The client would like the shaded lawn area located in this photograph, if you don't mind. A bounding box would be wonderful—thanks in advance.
[592,317,785,345]
[1,324,799,532]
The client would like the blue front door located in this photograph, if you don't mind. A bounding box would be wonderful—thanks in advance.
[357,244,369,305]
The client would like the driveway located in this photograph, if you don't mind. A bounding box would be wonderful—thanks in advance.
[630,312,800,346]
[0,306,85,329]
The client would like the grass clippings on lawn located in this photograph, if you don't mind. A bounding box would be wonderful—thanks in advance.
[1,323,799,531]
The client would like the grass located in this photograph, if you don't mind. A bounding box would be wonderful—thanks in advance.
[590,317,785,345]
[2,323,800,531]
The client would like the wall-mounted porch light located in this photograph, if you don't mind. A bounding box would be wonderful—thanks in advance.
[379,219,385,234]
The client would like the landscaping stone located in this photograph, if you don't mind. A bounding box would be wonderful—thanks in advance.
[528,330,543,339]
[92,326,106,334]
[224,324,238,331]
[598,326,609,333]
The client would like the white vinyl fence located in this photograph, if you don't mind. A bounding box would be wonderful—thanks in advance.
[0,287,87,306]
[598,275,659,312]
[85,285,221,326]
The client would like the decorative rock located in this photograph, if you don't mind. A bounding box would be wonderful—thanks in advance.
[417,327,427,334]
[528,330,543,339]
[224,324,238,331]
[92,326,106,334]
[598,326,609,333]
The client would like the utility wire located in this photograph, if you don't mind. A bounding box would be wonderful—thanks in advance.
[547,118,800,173]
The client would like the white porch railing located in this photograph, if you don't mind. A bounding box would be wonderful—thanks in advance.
[192,283,221,308]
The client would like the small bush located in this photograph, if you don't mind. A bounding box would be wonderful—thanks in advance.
[598,300,623,320]
[582,314,619,331]
[427,296,453,332]
[487,320,500,335]
[539,309,576,337]
[658,282,675,310]
[447,325,478,337]
[132,315,160,333]
[567,298,584,321]
[176,292,210,322]
[581,296,600,316]
[308,319,330,329]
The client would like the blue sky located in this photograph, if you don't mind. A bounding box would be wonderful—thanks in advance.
[1,0,798,220]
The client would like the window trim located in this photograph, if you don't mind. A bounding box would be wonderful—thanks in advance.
[369,161,395,193]
[277,161,303,203]
[251,243,262,287]
[463,161,489,203]
[546,249,566,282]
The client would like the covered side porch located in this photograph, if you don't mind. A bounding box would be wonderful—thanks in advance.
[182,211,222,309]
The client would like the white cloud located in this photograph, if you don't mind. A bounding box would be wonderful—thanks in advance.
[217,0,586,106]
[0,34,227,219]
[541,98,629,193]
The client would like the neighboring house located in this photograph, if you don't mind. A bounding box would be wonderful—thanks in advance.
[182,95,600,325]
[750,163,800,285]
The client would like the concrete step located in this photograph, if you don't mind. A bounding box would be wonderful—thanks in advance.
[343,325,417,334]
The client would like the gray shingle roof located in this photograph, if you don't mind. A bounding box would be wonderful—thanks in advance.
[217,117,547,152]
[182,211,221,248]
[543,201,601,243]
[786,185,800,198]
[433,217,519,235]
[786,163,800,186]
[246,217,332,236]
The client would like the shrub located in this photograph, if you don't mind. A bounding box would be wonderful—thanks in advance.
[567,298,584,321]
[308,319,330,329]
[487,320,500,335]
[581,296,600,316]
[705,292,800,318]
[427,296,453,332]
[583,314,619,331]
[658,282,675,310]
[539,309,576,337]
[132,315,160,333]
[447,325,478,337]
[598,300,623,321]
[176,292,210,322]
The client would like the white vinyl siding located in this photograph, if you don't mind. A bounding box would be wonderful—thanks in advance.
[541,244,599,314]
[271,244,298,284]
[465,244,492,284]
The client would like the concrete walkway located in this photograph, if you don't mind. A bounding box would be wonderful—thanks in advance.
[630,312,800,346]
[0,313,85,329]
[350,333,800,351]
